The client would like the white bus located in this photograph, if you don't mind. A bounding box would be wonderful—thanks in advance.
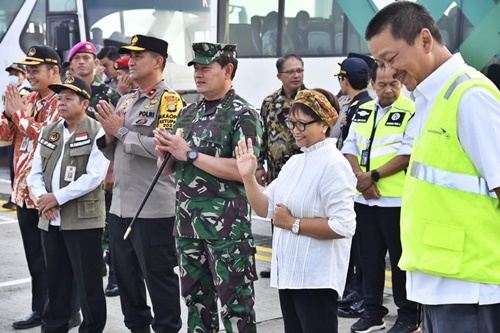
[1,0,499,107]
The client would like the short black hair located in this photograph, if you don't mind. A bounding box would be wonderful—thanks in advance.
[215,57,238,80]
[276,54,304,73]
[369,62,379,82]
[346,76,369,90]
[365,1,443,46]
[97,46,120,61]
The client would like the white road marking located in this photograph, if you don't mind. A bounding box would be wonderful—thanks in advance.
[0,278,31,288]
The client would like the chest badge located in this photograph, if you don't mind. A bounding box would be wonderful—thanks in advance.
[48,132,60,142]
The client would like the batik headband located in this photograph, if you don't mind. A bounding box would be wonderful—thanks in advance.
[294,90,338,127]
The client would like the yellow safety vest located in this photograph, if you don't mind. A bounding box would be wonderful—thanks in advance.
[352,95,414,197]
[399,70,500,284]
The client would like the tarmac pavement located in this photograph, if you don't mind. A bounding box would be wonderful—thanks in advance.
[0,158,407,333]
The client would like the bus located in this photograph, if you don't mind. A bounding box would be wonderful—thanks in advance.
[1,0,499,107]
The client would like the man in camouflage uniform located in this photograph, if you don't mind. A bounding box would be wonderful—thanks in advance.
[96,35,183,333]
[154,42,263,333]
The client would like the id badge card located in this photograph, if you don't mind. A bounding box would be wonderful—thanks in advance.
[64,165,76,182]
[19,136,30,152]
[360,150,368,167]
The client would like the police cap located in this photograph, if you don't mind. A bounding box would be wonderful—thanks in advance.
[48,76,92,100]
[119,35,168,58]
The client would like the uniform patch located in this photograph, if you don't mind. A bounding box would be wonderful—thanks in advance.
[139,110,155,117]
[147,88,157,98]
[385,112,406,126]
[39,138,56,150]
[352,109,372,123]
[48,132,60,142]
[136,118,148,125]
[69,139,91,148]
[75,132,88,141]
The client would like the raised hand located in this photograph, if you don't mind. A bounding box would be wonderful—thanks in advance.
[235,137,257,181]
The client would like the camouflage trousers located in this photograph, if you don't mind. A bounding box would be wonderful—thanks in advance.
[176,237,258,333]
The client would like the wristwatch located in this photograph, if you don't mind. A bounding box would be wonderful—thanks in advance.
[371,169,381,182]
[116,127,129,141]
[291,218,301,235]
[186,150,199,164]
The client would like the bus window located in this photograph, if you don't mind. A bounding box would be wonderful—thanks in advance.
[0,0,25,43]
[19,0,47,53]
[48,0,77,12]
[284,1,337,56]
[220,0,280,57]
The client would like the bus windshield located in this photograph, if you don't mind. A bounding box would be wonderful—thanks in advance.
[85,0,211,93]
[0,0,24,43]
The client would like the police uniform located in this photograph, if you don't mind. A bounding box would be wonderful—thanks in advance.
[172,42,262,333]
[99,35,183,333]
[28,76,108,332]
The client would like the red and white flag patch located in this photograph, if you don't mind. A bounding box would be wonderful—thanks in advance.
[75,132,88,141]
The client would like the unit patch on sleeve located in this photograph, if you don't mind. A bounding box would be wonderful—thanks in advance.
[352,109,372,123]
[39,138,56,150]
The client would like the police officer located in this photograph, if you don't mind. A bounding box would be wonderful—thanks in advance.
[342,66,418,333]
[28,76,109,333]
[154,42,263,333]
[96,34,183,333]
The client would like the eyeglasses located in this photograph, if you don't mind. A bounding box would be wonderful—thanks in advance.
[279,68,305,76]
[284,119,318,132]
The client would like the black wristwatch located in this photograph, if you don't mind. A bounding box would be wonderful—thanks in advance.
[186,150,199,164]
[371,169,381,182]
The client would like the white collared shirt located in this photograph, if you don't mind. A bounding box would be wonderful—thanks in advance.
[28,119,109,226]
[407,53,500,305]
[341,98,416,207]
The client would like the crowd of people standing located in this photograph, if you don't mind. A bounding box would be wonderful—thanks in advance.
[1,1,499,333]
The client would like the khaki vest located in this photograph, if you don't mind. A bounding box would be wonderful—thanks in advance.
[352,95,414,197]
[399,70,500,284]
[38,117,105,231]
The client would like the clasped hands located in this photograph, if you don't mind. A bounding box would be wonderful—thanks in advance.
[37,193,60,221]
[355,171,380,200]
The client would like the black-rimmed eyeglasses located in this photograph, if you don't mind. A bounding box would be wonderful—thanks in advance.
[284,119,319,132]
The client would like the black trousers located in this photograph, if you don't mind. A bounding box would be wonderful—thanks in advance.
[108,214,181,333]
[41,226,106,333]
[279,288,339,333]
[17,205,47,314]
[422,303,500,333]
[344,231,363,297]
[355,203,417,323]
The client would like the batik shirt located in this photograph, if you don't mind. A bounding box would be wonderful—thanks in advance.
[0,91,60,208]
[173,89,263,240]
[257,86,304,184]
[87,76,120,119]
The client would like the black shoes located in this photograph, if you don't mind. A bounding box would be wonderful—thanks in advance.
[351,316,386,333]
[259,269,271,278]
[12,311,42,329]
[387,319,420,333]
[338,299,365,318]
[105,283,119,297]
[2,200,16,210]
[69,312,82,329]
[338,290,359,308]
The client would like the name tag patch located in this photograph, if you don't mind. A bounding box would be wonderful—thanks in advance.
[353,109,372,123]
[69,139,91,148]
[39,138,56,150]
[385,112,406,126]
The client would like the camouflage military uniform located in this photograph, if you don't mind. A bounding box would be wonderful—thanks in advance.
[257,85,305,184]
[173,87,263,333]
[87,76,121,119]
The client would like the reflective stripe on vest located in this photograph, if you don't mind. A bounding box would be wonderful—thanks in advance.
[410,161,496,199]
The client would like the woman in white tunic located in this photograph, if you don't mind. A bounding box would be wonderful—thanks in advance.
[236,88,357,333]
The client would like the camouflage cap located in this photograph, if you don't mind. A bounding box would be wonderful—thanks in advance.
[187,42,237,66]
